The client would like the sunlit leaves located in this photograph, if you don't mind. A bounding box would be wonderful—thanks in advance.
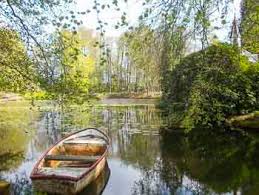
[43,28,99,102]
[0,28,36,92]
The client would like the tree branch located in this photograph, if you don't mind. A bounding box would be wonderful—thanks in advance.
[6,0,54,80]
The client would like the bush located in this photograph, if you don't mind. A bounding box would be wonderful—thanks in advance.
[163,43,259,130]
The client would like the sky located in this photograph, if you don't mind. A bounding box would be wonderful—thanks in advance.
[75,0,242,41]
[76,0,143,37]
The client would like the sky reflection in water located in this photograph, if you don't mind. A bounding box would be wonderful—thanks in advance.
[0,100,259,194]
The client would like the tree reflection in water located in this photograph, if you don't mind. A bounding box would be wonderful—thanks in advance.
[159,129,259,194]
[12,172,32,195]
[2,102,259,194]
[113,125,259,194]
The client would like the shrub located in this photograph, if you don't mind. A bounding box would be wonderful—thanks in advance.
[163,43,259,130]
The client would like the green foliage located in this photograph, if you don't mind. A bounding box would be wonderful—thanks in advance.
[163,43,259,130]
[24,91,52,100]
[120,25,161,93]
[48,30,97,103]
[0,28,36,92]
[0,0,88,100]
[240,0,259,54]
[244,61,259,100]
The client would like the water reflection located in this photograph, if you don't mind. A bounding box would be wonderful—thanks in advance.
[0,102,37,172]
[0,180,10,195]
[160,130,259,194]
[1,101,259,194]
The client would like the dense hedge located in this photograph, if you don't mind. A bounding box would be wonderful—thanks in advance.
[162,43,259,130]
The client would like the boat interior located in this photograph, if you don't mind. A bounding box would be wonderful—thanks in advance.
[36,130,108,177]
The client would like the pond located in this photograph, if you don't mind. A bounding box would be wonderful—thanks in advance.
[0,99,259,195]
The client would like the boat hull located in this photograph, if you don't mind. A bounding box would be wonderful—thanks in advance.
[32,156,107,194]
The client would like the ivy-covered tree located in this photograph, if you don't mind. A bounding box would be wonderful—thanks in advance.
[240,0,259,54]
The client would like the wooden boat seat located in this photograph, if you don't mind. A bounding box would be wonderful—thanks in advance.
[63,138,106,145]
[45,155,101,162]
[38,167,88,178]
[76,134,107,140]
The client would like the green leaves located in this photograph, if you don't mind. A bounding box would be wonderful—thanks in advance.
[164,43,259,130]
[138,15,143,21]
[112,0,118,6]
[0,28,36,92]
[45,29,98,103]
[221,19,226,25]
[240,0,259,54]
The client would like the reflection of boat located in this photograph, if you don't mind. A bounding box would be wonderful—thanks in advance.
[0,180,10,195]
[30,128,109,194]
[78,162,110,195]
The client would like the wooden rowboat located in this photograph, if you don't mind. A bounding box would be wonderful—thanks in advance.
[30,128,109,194]
[0,180,10,195]
[79,162,110,195]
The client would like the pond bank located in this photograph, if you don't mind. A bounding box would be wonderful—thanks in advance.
[0,93,23,102]
[228,111,259,129]
[99,92,161,99]
[99,98,159,105]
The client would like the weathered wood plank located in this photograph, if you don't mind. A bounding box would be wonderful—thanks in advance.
[63,138,106,145]
[66,135,108,142]
[45,155,101,162]
[38,167,87,177]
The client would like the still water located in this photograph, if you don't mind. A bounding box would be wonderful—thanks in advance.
[0,100,259,195]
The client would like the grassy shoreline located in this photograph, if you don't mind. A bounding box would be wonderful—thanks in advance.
[98,92,161,99]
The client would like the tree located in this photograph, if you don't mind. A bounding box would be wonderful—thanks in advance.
[120,25,161,94]
[240,0,259,54]
[0,0,85,94]
[0,28,36,92]
[138,0,232,48]
[50,30,96,102]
